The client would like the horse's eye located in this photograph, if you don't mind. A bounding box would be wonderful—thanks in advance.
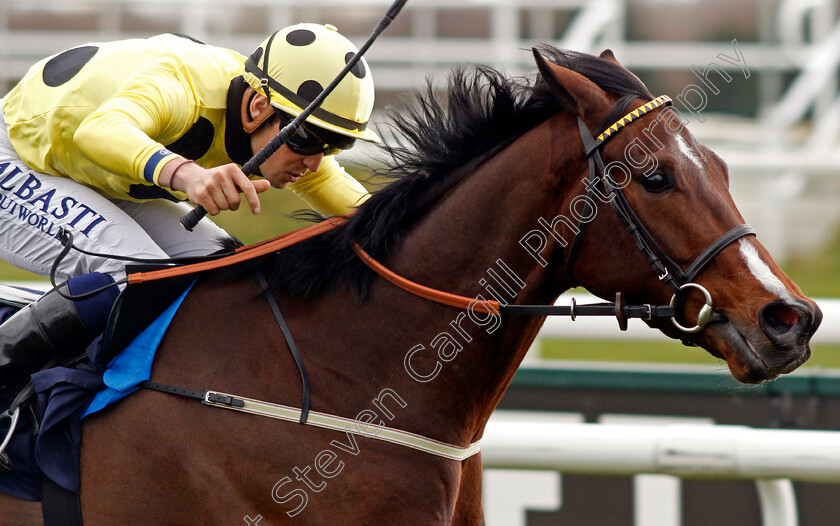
[641,171,672,193]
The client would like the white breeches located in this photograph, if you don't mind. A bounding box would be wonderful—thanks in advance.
[0,109,229,283]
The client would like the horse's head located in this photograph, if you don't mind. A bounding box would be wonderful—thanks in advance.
[533,49,821,384]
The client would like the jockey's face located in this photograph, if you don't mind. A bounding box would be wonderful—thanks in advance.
[250,121,325,188]
[247,95,326,189]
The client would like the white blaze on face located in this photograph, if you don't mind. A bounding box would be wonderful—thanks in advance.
[739,239,792,302]
[675,135,704,172]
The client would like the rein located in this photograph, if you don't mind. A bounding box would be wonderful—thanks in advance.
[351,242,677,330]
[127,215,349,284]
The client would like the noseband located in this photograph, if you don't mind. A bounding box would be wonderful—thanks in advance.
[564,95,755,332]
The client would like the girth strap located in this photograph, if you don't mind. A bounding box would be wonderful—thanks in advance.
[141,270,313,427]
[41,474,83,526]
[141,381,205,401]
[140,381,481,461]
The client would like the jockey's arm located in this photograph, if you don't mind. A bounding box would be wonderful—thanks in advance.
[73,69,266,214]
[288,155,370,216]
[73,69,193,186]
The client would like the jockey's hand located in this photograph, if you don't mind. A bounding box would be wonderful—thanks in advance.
[162,160,271,215]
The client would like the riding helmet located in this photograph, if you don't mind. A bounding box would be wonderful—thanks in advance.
[243,23,379,143]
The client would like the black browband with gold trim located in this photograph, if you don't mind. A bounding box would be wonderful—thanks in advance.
[588,95,672,153]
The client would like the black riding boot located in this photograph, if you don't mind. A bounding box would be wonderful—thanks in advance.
[0,273,118,386]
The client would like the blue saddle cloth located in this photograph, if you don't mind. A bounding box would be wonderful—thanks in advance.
[0,282,194,501]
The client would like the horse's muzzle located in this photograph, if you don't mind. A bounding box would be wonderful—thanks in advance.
[755,298,822,376]
[700,297,822,384]
[759,298,822,348]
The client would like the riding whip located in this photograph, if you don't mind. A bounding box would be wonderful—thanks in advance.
[180,0,409,231]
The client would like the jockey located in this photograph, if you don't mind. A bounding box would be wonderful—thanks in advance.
[0,24,378,385]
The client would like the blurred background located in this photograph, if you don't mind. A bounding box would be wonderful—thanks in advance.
[2,1,839,524]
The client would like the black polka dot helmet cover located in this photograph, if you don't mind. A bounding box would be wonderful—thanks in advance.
[243,23,379,143]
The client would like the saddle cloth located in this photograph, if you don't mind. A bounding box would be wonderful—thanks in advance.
[0,279,194,501]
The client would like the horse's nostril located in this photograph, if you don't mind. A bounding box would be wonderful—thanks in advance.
[764,304,801,333]
[758,300,816,348]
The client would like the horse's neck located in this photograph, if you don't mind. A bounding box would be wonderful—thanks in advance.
[385,117,578,441]
[393,120,571,297]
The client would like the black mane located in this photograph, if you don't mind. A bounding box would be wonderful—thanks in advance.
[251,46,652,300]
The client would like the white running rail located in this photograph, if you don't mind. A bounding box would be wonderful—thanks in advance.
[481,412,840,526]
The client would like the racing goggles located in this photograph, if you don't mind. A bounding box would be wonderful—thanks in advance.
[275,110,356,157]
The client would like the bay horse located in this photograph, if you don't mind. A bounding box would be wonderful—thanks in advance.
[3,46,821,524]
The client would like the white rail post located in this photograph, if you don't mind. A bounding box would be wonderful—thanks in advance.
[755,479,798,526]
[490,3,519,74]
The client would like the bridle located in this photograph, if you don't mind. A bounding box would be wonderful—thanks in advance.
[562,95,755,333]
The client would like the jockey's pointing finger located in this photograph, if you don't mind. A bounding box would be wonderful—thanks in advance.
[159,159,270,216]
[234,171,270,215]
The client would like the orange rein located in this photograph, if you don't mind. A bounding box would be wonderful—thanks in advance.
[350,242,499,315]
[125,217,499,315]
[126,216,349,284]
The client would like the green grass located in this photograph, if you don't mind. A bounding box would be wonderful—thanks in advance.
[782,224,840,297]
[541,338,722,365]
[0,262,46,282]
[192,163,383,245]
[210,185,313,244]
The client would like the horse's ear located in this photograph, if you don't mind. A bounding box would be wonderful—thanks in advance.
[599,49,621,66]
[599,48,646,88]
[532,48,609,118]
